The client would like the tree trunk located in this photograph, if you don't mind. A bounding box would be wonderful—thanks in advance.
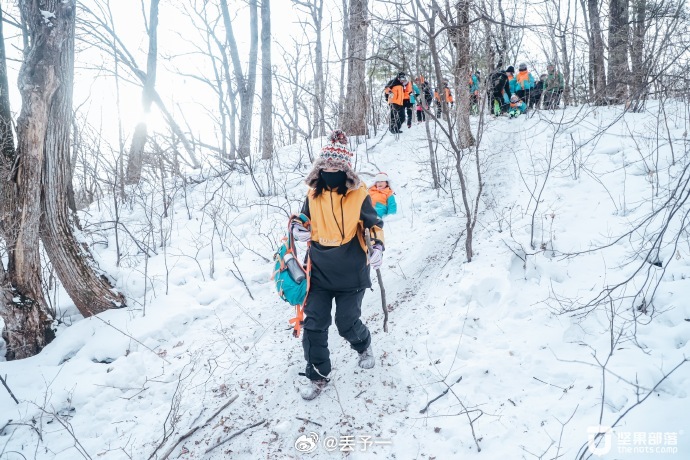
[630,0,646,105]
[560,30,572,106]
[497,0,508,68]
[607,0,629,103]
[260,0,273,159]
[3,0,74,359]
[125,0,159,184]
[221,0,258,158]
[342,0,368,136]
[0,4,52,361]
[453,0,475,149]
[337,0,348,125]
[483,17,496,71]
[587,0,607,104]
[2,0,128,360]
[40,0,127,318]
[579,0,594,102]
[312,0,326,138]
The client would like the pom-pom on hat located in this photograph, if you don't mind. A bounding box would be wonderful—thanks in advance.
[329,129,348,145]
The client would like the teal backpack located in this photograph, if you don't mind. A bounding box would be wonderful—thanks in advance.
[273,214,311,337]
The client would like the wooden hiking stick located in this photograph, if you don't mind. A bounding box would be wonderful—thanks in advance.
[365,229,388,332]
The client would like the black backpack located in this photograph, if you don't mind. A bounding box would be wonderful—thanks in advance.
[490,72,506,91]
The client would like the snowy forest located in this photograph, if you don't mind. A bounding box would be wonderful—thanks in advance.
[0,0,689,458]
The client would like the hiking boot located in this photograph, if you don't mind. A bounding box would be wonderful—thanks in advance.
[358,345,375,369]
[300,379,328,400]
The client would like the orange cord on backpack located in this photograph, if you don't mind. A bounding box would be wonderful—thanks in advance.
[287,215,311,338]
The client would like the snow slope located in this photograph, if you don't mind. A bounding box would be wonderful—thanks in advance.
[1,104,689,460]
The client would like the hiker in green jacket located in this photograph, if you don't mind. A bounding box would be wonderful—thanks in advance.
[543,64,564,110]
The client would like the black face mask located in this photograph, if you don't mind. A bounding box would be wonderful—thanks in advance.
[320,170,347,190]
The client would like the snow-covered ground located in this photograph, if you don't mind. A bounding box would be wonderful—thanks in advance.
[1,104,689,459]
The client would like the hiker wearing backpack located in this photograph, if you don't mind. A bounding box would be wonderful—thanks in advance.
[292,129,385,400]
[514,62,536,104]
[418,77,433,121]
[543,64,565,109]
[384,72,407,133]
[433,87,442,117]
[443,80,454,108]
[368,172,397,218]
[488,67,511,116]
[469,70,481,115]
[529,74,547,109]
[402,76,419,129]
[506,65,517,95]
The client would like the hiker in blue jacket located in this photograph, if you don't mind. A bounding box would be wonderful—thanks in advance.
[508,94,527,117]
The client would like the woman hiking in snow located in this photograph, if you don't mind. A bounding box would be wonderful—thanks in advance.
[291,130,385,400]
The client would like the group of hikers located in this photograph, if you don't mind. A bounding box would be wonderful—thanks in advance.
[486,63,565,117]
[383,72,454,133]
[383,62,565,131]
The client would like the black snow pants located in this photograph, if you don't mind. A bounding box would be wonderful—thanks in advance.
[389,104,404,133]
[403,99,413,127]
[302,288,371,380]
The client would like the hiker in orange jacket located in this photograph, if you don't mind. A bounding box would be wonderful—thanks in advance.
[514,62,536,106]
[384,72,407,134]
[402,78,415,129]
[433,88,442,117]
[292,129,385,400]
[444,81,454,106]
[368,172,397,218]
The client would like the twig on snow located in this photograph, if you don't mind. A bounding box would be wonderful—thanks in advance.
[93,317,172,365]
[37,407,92,460]
[1,418,11,433]
[0,374,19,404]
[295,417,322,427]
[419,375,462,414]
[159,394,239,460]
[532,376,568,392]
[204,419,266,454]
